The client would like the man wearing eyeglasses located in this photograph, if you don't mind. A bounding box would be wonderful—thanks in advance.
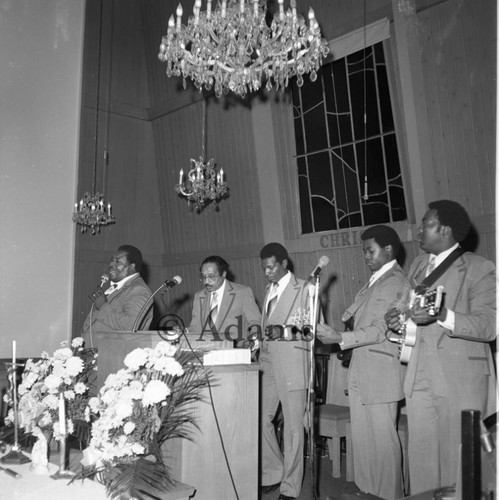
[186,255,261,344]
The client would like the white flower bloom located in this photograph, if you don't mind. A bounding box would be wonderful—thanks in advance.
[65,356,84,377]
[42,394,59,410]
[74,382,88,394]
[123,421,136,435]
[89,397,100,413]
[72,337,84,348]
[131,443,145,455]
[104,369,131,389]
[154,357,184,377]
[101,388,119,406]
[54,347,72,360]
[124,348,150,371]
[44,374,62,391]
[64,390,75,400]
[142,380,170,406]
[114,399,134,421]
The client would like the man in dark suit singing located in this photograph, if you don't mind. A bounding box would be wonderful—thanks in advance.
[259,243,313,500]
[82,244,153,346]
[187,255,261,344]
[385,200,496,494]
[317,225,406,500]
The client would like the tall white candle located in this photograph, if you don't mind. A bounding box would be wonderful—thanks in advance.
[59,393,66,435]
[176,3,183,30]
[12,340,16,366]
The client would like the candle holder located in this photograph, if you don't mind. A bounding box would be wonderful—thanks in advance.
[1,362,31,464]
[50,435,74,480]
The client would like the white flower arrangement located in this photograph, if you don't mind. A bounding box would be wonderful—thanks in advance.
[79,341,208,500]
[3,337,97,442]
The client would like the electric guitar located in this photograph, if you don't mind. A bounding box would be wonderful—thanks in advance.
[388,286,444,363]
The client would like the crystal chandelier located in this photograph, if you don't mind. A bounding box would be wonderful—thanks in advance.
[73,0,115,235]
[175,98,228,211]
[73,192,114,235]
[158,0,329,98]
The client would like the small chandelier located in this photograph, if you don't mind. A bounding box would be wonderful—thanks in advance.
[73,0,115,235]
[158,0,329,98]
[176,98,228,211]
[73,192,114,235]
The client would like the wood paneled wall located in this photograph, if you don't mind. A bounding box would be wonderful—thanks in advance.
[73,0,495,337]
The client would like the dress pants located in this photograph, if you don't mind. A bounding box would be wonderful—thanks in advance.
[260,354,306,498]
[406,339,461,495]
[349,369,403,500]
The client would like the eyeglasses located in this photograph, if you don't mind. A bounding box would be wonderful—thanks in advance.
[199,274,220,282]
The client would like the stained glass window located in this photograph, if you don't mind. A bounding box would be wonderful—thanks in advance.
[292,42,407,234]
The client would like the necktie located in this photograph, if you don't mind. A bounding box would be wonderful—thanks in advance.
[209,291,219,326]
[368,274,376,287]
[426,255,437,277]
[266,284,278,318]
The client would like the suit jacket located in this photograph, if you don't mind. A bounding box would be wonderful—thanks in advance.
[260,273,312,391]
[340,263,406,405]
[188,280,261,341]
[82,275,153,334]
[402,251,496,417]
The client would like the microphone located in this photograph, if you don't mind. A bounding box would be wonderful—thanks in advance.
[100,274,109,288]
[307,256,329,282]
[163,275,182,289]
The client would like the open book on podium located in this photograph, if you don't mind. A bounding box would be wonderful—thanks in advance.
[176,330,251,366]
[94,331,251,388]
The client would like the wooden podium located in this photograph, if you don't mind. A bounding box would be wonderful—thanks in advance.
[94,331,259,500]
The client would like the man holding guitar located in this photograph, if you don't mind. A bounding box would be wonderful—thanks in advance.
[317,225,406,500]
[385,200,496,495]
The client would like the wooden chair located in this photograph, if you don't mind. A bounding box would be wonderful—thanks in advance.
[315,403,354,481]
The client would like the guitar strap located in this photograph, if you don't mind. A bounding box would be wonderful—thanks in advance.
[414,248,464,295]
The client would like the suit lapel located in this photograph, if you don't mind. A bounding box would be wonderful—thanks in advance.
[216,281,235,328]
[107,275,136,302]
[343,265,399,323]
[200,290,210,326]
[411,259,428,288]
[268,274,302,324]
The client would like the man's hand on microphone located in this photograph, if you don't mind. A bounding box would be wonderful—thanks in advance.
[89,287,107,310]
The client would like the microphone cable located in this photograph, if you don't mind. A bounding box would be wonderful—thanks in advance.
[181,330,241,500]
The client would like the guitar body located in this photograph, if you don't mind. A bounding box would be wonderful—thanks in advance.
[388,286,444,364]
[398,318,417,363]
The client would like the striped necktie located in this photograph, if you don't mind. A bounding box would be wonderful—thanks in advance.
[209,291,219,326]
[266,284,278,318]
[426,255,437,277]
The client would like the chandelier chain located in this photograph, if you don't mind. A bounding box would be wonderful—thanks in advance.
[73,0,115,234]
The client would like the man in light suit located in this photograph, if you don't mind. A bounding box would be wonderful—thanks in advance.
[317,225,406,500]
[83,244,153,346]
[259,243,312,500]
[187,255,261,344]
[385,200,496,494]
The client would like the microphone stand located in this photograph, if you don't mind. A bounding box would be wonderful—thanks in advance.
[132,280,176,332]
[306,273,321,500]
